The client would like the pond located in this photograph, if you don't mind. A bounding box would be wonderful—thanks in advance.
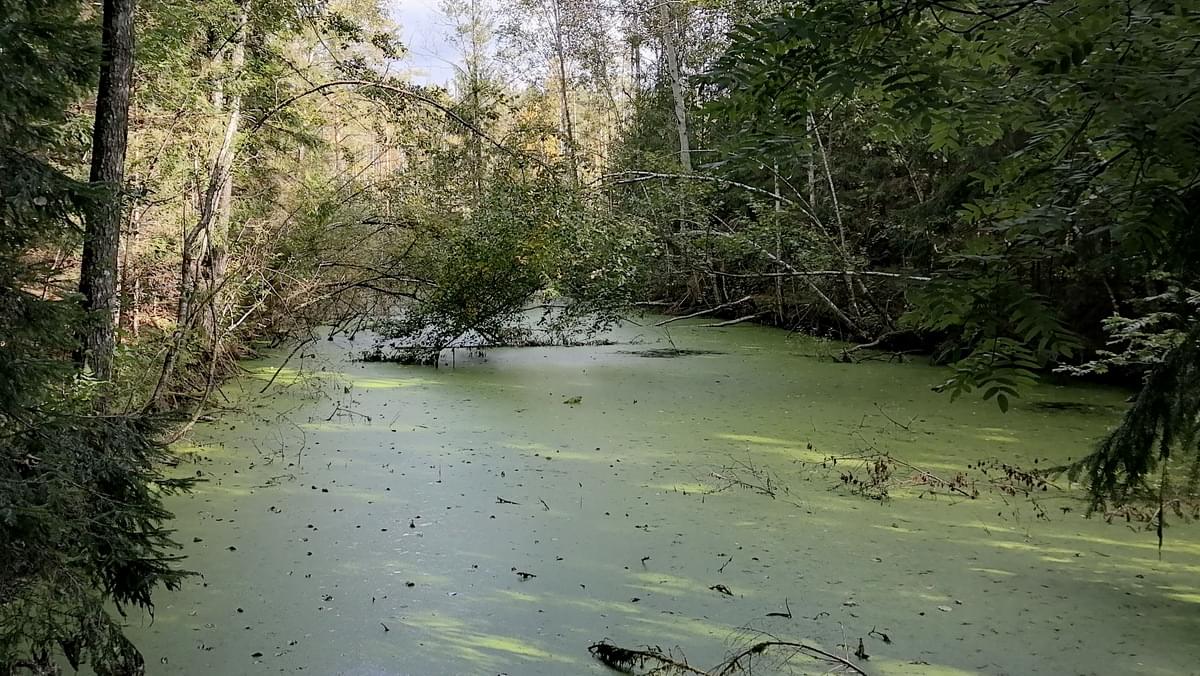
[115,319,1200,675]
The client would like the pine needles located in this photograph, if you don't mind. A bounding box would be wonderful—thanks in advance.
[1072,322,1200,544]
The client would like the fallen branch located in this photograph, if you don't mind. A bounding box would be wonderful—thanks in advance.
[587,641,708,676]
[715,640,868,676]
[710,270,931,282]
[839,331,916,358]
[710,471,776,498]
[765,598,792,618]
[326,405,371,422]
[665,228,869,336]
[587,637,869,676]
[708,457,786,499]
[700,312,766,327]
[889,455,977,500]
[258,337,317,395]
[873,403,917,431]
[654,296,754,326]
[831,449,977,501]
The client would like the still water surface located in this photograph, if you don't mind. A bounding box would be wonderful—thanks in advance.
[116,320,1200,675]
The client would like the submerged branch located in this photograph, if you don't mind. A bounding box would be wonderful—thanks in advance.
[587,637,868,676]
[715,640,868,676]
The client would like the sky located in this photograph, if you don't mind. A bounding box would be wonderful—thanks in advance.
[388,0,457,86]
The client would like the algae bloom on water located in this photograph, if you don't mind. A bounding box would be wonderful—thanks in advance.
[127,322,1200,676]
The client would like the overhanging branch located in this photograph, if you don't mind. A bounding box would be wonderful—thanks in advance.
[589,170,821,224]
[252,79,548,169]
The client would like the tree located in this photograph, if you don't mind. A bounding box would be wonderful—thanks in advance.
[704,0,1200,497]
[78,0,138,380]
[147,0,254,408]
[1,0,192,671]
[443,0,503,199]
[500,0,618,182]
[369,170,649,361]
[546,0,580,183]
[182,0,249,344]
[656,1,690,171]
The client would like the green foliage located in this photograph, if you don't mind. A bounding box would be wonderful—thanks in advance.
[1,411,194,674]
[1,0,193,670]
[707,0,1200,401]
[372,172,650,357]
[1072,322,1200,507]
[1064,275,1199,377]
[905,271,1081,409]
[376,178,557,353]
[0,0,97,150]
[1063,278,1200,507]
[701,0,1200,497]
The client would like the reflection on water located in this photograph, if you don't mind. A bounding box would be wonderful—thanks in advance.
[106,319,1200,675]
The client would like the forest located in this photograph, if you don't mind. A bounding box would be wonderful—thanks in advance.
[2,0,1199,674]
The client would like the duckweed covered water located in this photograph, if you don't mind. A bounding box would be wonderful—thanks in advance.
[118,320,1200,675]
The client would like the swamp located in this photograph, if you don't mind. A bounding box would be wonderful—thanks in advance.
[119,321,1200,675]
[3,0,1200,674]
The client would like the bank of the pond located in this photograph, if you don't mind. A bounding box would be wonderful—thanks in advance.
[111,319,1199,675]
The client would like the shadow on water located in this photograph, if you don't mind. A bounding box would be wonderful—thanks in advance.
[617,348,726,358]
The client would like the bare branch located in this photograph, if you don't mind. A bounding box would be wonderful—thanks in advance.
[654,295,754,326]
[251,79,548,169]
[709,270,932,282]
[590,170,822,224]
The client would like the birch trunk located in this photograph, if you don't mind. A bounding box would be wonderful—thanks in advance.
[150,1,247,408]
[203,4,244,337]
[548,0,578,184]
[658,2,691,172]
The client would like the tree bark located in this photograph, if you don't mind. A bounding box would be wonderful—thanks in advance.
[202,6,244,338]
[79,0,137,381]
[774,164,784,322]
[117,192,141,337]
[658,2,691,172]
[548,0,579,184]
[187,2,244,339]
[150,2,246,409]
[810,112,858,313]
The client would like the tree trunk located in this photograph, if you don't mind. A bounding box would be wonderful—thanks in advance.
[79,0,136,381]
[189,2,244,339]
[465,0,486,200]
[774,165,784,322]
[548,0,578,184]
[810,111,858,314]
[630,35,642,92]
[117,193,141,337]
[149,1,246,409]
[202,9,244,338]
[658,2,691,172]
